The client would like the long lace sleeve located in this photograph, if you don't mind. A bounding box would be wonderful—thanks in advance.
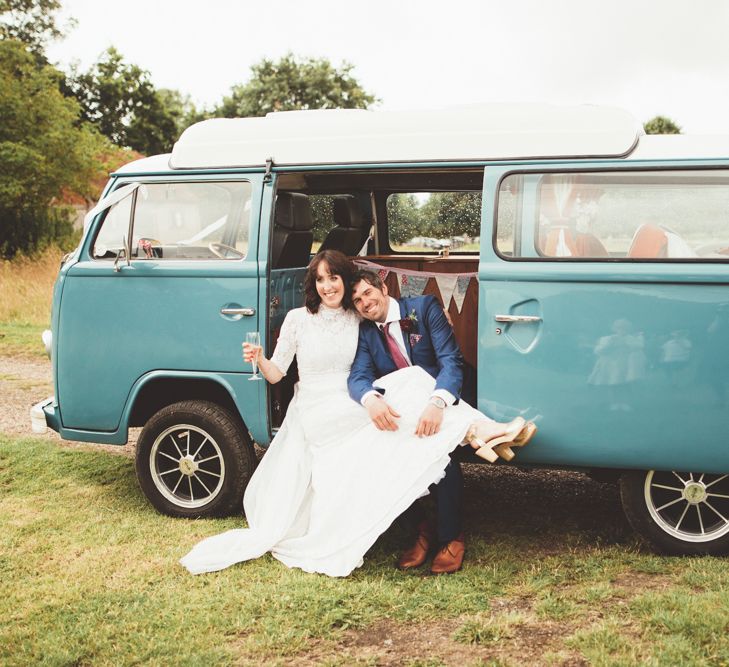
[270,308,300,375]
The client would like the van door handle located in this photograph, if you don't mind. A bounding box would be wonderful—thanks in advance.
[494,314,542,323]
[220,307,256,316]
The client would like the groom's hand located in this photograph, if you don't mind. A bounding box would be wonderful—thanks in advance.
[415,404,444,437]
[364,395,401,431]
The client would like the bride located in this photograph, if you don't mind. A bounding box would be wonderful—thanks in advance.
[180,250,531,577]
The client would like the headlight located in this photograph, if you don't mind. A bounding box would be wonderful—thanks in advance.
[41,329,52,359]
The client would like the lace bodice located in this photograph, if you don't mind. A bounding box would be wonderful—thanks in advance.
[270,306,361,380]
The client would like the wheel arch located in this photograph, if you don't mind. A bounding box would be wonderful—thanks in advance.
[123,371,249,435]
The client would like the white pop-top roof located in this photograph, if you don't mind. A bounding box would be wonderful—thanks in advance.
[166,103,642,169]
[113,105,729,176]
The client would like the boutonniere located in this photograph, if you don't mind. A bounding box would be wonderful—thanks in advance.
[399,309,418,334]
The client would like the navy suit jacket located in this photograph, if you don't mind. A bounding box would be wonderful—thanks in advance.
[347,295,464,404]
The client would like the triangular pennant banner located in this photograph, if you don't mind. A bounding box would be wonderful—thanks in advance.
[434,275,458,310]
[377,268,390,282]
[453,276,471,313]
[400,274,428,298]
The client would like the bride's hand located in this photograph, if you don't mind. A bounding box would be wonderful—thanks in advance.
[242,342,262,363]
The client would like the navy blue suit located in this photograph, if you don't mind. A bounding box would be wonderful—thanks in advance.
[348,295,464,403]
[347,295,465,543]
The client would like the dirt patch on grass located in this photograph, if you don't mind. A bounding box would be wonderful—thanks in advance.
[0,354,135,456]
[282,570,672,666]
[0,355,55,437]
[285,614,589,666]
[612,571,674,592]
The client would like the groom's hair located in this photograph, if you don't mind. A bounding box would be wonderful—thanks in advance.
[351,269,384,291]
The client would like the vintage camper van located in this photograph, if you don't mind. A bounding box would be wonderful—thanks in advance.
[32,104,729,555]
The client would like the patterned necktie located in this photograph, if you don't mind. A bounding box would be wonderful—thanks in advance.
[382,322,410,370]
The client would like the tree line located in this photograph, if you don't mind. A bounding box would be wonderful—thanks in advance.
[0,0,376,257]
[0,0,679,258]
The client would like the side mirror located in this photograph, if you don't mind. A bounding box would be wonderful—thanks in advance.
[113,235,131,273]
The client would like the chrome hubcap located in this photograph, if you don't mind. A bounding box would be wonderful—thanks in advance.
[179,455,198,476]
[645,471,729,543]
[683,482,707,505]
[150,425,225,509]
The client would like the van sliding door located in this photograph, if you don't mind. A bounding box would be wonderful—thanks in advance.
[478,165,729,473]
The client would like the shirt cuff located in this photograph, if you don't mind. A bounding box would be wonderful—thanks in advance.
[361,390,381,406]
[431,389,456,407]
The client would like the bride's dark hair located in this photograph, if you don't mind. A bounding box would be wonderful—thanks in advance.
[304,250,355,313]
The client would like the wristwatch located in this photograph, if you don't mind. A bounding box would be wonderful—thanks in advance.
[429,396,447,409]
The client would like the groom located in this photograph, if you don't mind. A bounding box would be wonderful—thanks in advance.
[347,268,467,574]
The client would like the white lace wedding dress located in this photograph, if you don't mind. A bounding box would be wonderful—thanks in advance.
[180,304,486,577]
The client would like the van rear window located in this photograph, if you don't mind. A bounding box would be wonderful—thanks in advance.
[387,192,481,253]
[497,170,729,261]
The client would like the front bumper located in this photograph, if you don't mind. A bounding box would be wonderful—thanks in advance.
[30,396,59,434]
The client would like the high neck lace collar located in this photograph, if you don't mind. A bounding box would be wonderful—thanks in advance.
[318,304,344,319]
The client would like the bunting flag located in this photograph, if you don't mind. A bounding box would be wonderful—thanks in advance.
[353,258,476,280]
[377,267,389,282]
[434,275,458,311]
[453,276,471,313]
[399,273,428,298]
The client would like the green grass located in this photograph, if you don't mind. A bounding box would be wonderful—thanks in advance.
[0,321,47,358]
[3,434,729,666]
[0,248,60,357]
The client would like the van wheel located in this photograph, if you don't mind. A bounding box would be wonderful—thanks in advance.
[135,400,255,518]
[620,470,729,555]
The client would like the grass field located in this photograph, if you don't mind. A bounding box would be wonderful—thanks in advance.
[0,248,62,358]
[3,250,729,665]
[2,434,729,666]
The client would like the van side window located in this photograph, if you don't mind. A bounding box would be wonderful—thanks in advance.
[387,192,481,252]
[92,181,252,261]
[498,170,729,260]
[92,195,133,259]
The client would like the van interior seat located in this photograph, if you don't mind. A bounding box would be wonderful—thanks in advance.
[574,232,609,257]
[319,195,369,255]
[541,224,609,258]
[628,223,668,258]
[272,192,314,268]
[543,225,578,257]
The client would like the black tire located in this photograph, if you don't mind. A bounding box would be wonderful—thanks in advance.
[620,469,729,555]
[135,400,255,518]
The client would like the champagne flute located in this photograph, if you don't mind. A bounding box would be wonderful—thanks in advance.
[245,331,262,381]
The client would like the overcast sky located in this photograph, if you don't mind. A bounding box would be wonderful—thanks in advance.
[46,0,729,134]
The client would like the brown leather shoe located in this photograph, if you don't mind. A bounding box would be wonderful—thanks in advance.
[397,522,433,569]
[430,534,465,575]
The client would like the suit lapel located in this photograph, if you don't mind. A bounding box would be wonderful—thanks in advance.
[398,299,414,362]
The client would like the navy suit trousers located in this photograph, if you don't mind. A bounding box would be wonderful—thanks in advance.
[404,456,463,544]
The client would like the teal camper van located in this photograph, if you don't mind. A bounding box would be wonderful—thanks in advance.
[32,104,729,555]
